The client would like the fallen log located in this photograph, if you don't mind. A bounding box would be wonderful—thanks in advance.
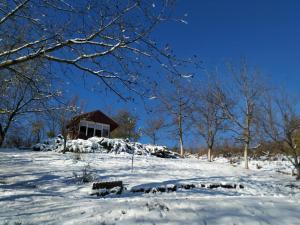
[207,183,244,189]
[92,182,245,197]
[92,181,123,190]
[91,181,123,197]
[130,183,243,194]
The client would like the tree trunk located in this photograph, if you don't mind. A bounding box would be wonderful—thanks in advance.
[0,112,17,147]
[0,123,7,147]
[296,165,300,180]
[208,147,212,162]
[178,119,184,157]
[179,135,184,157]
[178,114,184,157]
[0,130,4,147]
[62,134,67,154]
[244,142,249,169]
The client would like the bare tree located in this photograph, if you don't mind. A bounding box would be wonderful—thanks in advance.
[31,120,44,143]
[45,96,83,153]
[216,60,266,169]
[261,91,300,179]
[0,62,60,146]
[155,77,191,157]
[143,118,165,145]
[59,101,78,154]
[0,0,179,99]
[190,75,226,161]
[44,112,58,138]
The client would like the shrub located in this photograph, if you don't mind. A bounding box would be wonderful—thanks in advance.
[73,165,94,183]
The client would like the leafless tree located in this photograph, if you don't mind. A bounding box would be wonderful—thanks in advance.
[59,102,77,154]
[0,62,60,146]
[189,75,226,161]
[155,77,191,157]
[261,91,300,179]
[31,120,44,143]
[216,60,266,169]
[143,118,165,145]
[44,111,58,138]
[0,0,179,99]
[45,96,83,153]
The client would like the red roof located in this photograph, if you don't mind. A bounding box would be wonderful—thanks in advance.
[67,110,118,131]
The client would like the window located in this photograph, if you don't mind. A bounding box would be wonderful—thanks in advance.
[95,129,102,137]
[79,126,86,134]
[87,127,94,138]
[103,128,109,137]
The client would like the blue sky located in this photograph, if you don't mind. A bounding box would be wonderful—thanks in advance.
[158,0,300,88]
[67,0,300,146]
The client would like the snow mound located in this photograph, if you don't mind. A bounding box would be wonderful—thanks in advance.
[32,135,64,152]
[33,136,180,158]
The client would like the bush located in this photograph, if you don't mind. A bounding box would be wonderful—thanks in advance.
[73,165,94,183]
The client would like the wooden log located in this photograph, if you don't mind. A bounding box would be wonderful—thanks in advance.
[220,184,235,189]
[208,184,221,189]
[92,181,123,190]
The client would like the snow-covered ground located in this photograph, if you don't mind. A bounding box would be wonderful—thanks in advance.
[0,148,299,225]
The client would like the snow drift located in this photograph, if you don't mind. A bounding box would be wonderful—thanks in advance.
[33,136,180,158]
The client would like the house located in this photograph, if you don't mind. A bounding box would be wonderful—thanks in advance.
[66,110,118,140]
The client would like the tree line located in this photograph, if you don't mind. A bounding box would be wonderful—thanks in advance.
[149,59,300,179]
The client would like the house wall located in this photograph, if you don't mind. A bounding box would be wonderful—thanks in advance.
[78,120,110,138]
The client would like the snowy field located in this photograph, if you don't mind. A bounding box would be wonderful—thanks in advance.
[0,148,300,225]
